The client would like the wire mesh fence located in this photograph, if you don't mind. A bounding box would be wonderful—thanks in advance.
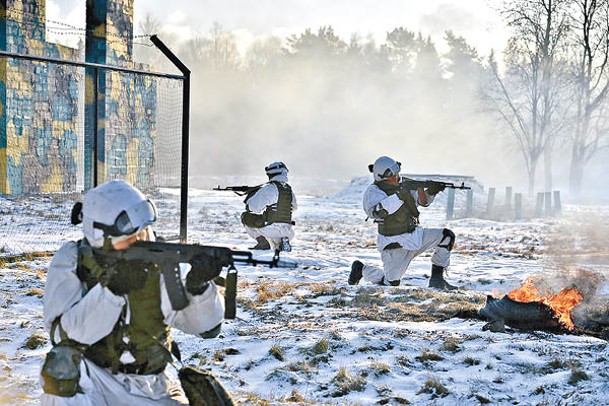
[0,52,185,256]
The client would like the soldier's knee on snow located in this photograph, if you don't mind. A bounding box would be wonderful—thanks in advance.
[387,279,400,286]
[439,228,455,251]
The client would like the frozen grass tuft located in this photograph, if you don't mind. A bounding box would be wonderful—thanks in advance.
[269,343,284,361]
[331,366,366,397]
[418,376,450,398]
[23,333,46,349]
[311,337,329,354]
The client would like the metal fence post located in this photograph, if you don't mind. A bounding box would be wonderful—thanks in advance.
[505,186,512,208]
[465,189,473,217]
[535,192,544,217]
[544,191,552,217]
[446,188,455,220]
[486,187,495,217]
[553,190,562,214]
[514,193,522,220]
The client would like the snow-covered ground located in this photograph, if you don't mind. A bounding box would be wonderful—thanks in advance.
[1,178,608,405]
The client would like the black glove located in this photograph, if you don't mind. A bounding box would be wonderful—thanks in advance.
[186,254,223,295]
[427,183,446,195]
[103,260,149,295]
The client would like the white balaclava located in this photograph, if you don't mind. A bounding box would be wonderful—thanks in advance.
[265,161,289,183]
[82,180,157,248]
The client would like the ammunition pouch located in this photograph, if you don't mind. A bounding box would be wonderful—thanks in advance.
[241,211,266,228]
[41,344,83,397]
[179,365,234,406]
[377,213,418,236]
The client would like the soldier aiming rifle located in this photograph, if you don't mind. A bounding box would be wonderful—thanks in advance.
[41,180,295,405]
[349,156,470,290]
[214,161,298,252]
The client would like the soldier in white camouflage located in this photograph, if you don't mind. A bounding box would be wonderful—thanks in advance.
[40,180,232,405]
[349,156,459,290]
[240,161,298,252]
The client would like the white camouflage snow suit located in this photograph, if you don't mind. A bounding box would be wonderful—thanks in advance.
[360,179,453,285]
[41,239,224,405]
[242,171,298,250]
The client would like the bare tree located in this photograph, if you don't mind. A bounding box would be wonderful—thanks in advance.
[567,0,609,195]
[486,0,570,195]
[133,13,163,66]
[203,22,241,71]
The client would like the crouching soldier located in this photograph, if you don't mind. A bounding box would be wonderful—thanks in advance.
[40,180,233,405]
[241,161,297,252]
[349,156,459,290]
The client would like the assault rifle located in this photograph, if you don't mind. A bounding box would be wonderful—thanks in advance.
[213,185,262,197]
[92,241,297,318]
[398,178,471,191]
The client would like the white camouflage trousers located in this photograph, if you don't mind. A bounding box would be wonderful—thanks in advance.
[41,358,187,406]
[362,228,451,285]
[244,223,294,249]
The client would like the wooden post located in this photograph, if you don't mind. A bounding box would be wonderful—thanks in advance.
[514,193,522,220]
[553,190,562,214]
[465,189,473,217]
[544,191,552,216]
[486,188,495,217]
[446,188,455,220]
[535,192,544,217]
[505,186,513,208]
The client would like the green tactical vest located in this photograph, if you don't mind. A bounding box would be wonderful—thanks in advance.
[264,182,293,225]
[78,246,173,375]
[375,181,419,236]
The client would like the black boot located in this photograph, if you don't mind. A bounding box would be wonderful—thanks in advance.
[348,261,364,285]
[250,236,271,250]
[428,264,458,290]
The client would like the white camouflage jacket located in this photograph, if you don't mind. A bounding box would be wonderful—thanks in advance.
[363,183,435,251]
[245,175,298,214]
[43,241,225,346]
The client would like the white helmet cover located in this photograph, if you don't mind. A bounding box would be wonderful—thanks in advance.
[369,156,401,181]
[265,161,289,181]
[82,180,157,248]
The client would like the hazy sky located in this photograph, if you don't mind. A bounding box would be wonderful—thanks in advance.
[47,0,510,57]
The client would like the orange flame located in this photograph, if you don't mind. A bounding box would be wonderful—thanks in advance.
[506,276,583,330]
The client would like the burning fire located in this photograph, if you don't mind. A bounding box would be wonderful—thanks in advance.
[506,276,583,330]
